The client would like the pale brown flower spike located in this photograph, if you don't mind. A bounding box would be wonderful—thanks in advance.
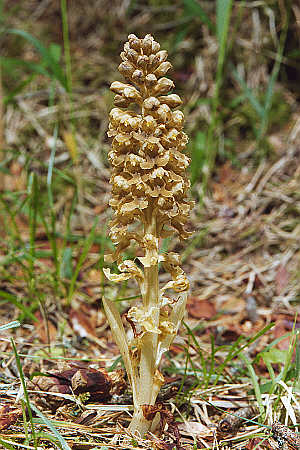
[103,34,193,436]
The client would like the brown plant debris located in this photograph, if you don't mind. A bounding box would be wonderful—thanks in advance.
[217,405,258,435]
[30,362,125,406]
[0,404,23,431]
[271,421,300,450]
[142,403,182,449]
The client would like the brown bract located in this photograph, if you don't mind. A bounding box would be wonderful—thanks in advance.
[107,34,193,286]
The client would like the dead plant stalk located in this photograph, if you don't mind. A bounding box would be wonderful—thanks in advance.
[103,34,193,436]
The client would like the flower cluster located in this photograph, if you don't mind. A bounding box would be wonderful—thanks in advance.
[106,34,193,286]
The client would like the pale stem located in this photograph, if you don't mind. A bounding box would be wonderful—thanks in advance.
[129,211,160,435]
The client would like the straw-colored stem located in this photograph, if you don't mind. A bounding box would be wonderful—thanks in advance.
[129,213,160,435]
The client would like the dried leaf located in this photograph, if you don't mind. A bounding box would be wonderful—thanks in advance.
[217,406,258,434]
[187,297,216,319]
[0,405,23,431]
[31,363,118,404]
[275,264,289,295]
[69,305,97,339]
[178,421,212,438]
[34,311,57,344]
[156,292,187,366]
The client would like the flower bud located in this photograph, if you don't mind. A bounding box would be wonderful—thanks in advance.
[143,96,160,110]
[154,62,172,77]
[145,74,157,88]
[153,78,174,95]
[158,94,182,108]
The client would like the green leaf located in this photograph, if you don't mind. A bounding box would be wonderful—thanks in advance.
[216,0,233,44]
[0,290,37,322]
[183,0,214,32]
[49,43,62,63]
[6,28,68,89]
[60,247,73,279]
[261,348,287,365]
[30,403,72,450]
[239,352,264,418]
[190,131,206,185]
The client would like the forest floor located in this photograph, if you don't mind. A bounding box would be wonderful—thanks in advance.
[0,1,300,449]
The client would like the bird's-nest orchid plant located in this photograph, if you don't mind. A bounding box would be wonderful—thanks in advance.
[103,34,193,436]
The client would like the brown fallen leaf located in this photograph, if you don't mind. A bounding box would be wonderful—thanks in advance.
[0,404,23,431]
[31,362,125,406]
[187,297,216,319]
[217,406,258,434]
[178,421,212,438]
[34,311,57,344]
[273,319,294,351]
[275,264,289,295]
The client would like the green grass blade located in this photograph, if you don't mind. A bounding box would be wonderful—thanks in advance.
[216,0,234,46]
[27,172,38,284]
[233,323,275,358]
[0,291,37,322]
[60,247,73,280]
[230,65,264,119]
[45,124,59,286]
[67,217,99,302]
[183,0,214,32]
[0,438,19,450]
[58,187,77,282]
[214,336,244,384]
[183,322,208,381]
[11,339,38,449]
[47,124,58,209]
[239,352,265,419]
[278,328,298,385]
[6,29,67,89]
[30,403,72,450]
